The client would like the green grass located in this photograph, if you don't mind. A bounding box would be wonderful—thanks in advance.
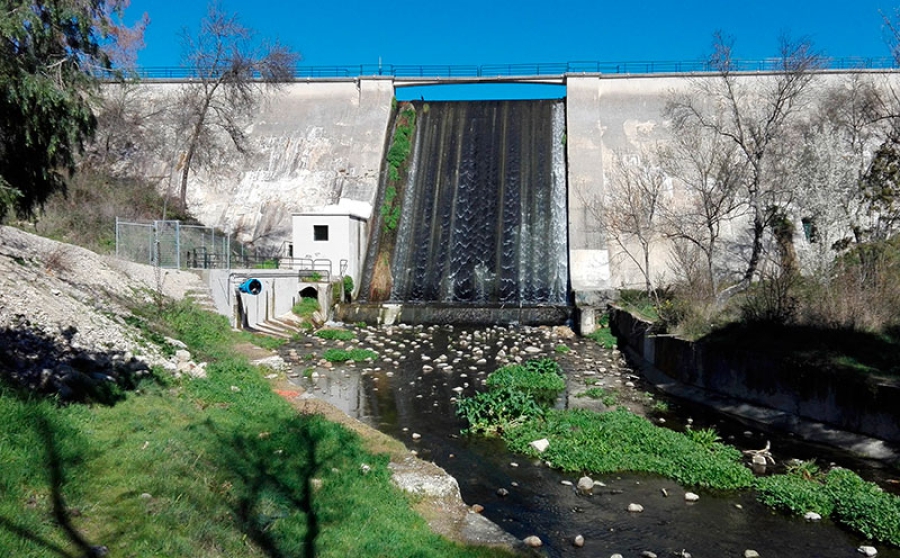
[586,326,617,349]
[315,329,356,341]
[322,348,378,362]
[485,359,565,407]
[502,408,755,490]
[0,301,515,558]
[457,355,900,547]
[575,387,617,407]
[293,297,319,317]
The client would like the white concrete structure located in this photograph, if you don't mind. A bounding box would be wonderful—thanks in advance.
[291,200,370,293]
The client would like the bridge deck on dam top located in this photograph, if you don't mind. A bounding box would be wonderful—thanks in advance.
[124,56,897,83]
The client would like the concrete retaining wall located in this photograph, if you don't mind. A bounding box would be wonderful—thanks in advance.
[206,269,334,329]
[611,308,900,444]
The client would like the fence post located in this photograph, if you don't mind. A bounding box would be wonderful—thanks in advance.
[175,221,181,269]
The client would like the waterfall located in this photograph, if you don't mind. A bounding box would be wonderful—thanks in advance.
[359,100,569,312]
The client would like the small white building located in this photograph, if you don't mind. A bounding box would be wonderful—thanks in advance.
[290,199,371,295]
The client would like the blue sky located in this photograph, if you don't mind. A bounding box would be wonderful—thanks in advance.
[125,0,899,99]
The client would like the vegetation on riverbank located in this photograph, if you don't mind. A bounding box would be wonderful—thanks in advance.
[456,358,900,547]
[0,301,515,557]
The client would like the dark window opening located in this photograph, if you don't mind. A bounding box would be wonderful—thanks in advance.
[314,225,329,241]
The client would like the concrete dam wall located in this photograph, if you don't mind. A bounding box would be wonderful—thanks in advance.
[125,71,900,310]
[131,78,395,244]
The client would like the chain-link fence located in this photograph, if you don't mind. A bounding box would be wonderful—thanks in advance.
[116,219,240,269]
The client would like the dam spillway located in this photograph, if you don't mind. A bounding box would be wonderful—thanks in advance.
[356,100,570,325]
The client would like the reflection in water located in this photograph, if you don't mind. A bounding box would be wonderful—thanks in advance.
[287,325,900,558]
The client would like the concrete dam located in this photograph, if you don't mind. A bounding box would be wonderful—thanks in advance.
[129,70,897,327]
[352,100,570,325]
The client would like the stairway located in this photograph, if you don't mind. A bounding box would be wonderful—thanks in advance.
[184,287,218,313]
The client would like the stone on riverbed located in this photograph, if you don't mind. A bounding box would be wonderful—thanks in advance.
[577,476,594,495]
[529,438,550,453]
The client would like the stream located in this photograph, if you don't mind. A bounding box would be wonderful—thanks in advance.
[281,324,900,558]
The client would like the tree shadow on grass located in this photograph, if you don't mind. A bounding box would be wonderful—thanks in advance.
[0,325,155,405]
[0,412,108,558]
[206,414,346,558]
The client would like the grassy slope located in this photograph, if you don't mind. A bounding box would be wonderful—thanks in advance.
[0,301,516,558]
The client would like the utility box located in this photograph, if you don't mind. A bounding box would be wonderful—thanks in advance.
[291,200,370,295]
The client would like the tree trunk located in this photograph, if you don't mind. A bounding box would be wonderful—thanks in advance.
[179,112,207,211]
[743,211,765,285]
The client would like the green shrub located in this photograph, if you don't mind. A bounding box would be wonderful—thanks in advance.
[554,344,570,353]
[686,427,721,449]
[292,297,319,318]
[323,348,378,362]
[315,329,356,341]
[651,400,670,413]
[586,327,617,349]
[576,387,617,406]
[485,359,565,407]
[455,386,545,435]
[343,275,354,300]
[827,468,900,546]
[502,408,755,490]
[755,473,835,516]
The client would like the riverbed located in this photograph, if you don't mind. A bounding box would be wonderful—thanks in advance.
[280,323,900,558]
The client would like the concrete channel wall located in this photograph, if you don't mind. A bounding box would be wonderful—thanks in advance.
[610,308,900,444]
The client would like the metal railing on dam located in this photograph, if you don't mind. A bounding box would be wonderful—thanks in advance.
[123,57,899,81]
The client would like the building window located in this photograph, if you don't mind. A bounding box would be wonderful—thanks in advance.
[314,225,329,241]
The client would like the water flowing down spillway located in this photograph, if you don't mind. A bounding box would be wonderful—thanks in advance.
[360,100,569,317]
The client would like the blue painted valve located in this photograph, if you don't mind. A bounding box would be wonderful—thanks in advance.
[238,278,262,295]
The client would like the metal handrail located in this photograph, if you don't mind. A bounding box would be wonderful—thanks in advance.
[117,57,899,81]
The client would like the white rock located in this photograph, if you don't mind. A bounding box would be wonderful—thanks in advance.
[858,546,877,557]
[577,476,594,494]
[804,511,822,521]
[523,535,542,548]
[744,551,760,558]
[573,534,585,547]
[684,492,700,502]
[530,438,550,452]
[627,503,644,513]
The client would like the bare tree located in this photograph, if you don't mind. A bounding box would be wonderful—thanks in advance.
[666,32,824,288]
[598,149,667,300]
[175,2,299,210]
[660,131,746,299]
[796,74,891,255]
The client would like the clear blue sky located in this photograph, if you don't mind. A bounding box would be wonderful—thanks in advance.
[127,0,897,67]
[125,0,899,99]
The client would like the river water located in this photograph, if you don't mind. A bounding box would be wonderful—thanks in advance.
[282,324,900,558]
